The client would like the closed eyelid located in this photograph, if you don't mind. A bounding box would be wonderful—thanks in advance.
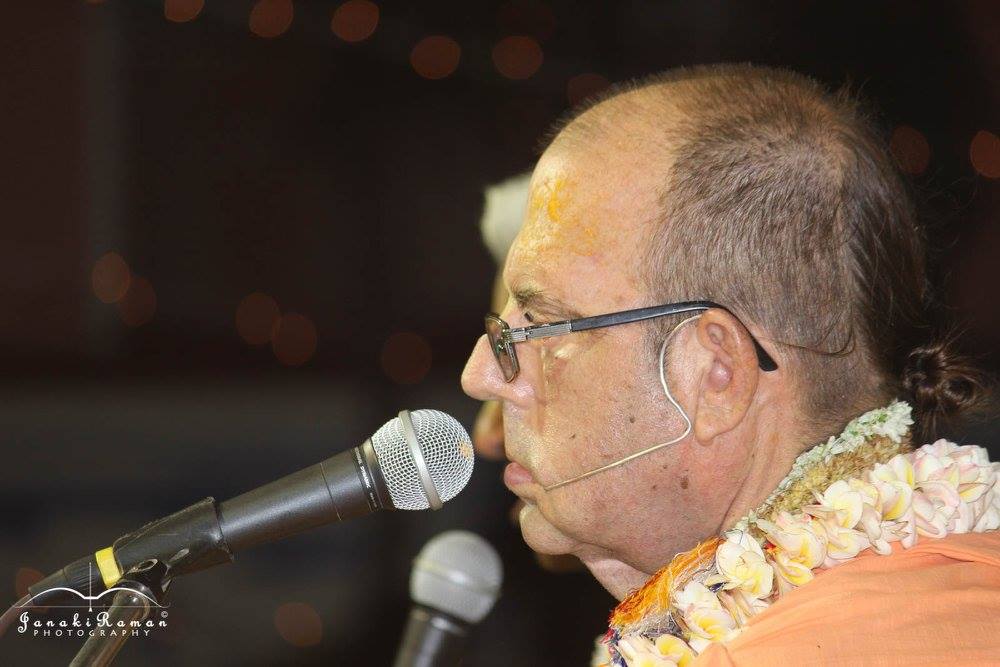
[510,287,580,320]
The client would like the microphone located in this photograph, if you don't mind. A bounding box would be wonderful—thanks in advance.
[27,409,474,604]
[393,531,503,667]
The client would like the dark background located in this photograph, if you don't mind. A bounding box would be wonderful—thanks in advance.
[2,1,998,664]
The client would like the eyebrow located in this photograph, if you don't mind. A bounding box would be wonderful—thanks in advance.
[510,285,583,320]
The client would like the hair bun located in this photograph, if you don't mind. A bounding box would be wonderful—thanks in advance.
[902,338,989,439]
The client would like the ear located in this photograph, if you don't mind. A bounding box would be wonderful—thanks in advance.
[690,309,760,443]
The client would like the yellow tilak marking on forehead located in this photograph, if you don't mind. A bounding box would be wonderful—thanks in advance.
[546,176,568,223]
[525,175,599,256]
[527,175,568,224]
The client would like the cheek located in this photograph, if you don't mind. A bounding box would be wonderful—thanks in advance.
[538,482,612,540]
[538,340,579,403]
[532,338,654,469]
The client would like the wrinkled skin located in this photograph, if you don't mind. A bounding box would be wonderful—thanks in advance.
[462,112,802,600]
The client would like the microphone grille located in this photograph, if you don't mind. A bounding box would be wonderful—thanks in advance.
[411,531,502,624]
[370,409,474,511]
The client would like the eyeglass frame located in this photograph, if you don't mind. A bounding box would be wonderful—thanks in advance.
[485,300,778,383]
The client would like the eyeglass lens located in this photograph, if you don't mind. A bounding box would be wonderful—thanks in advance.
[485,316,518,381]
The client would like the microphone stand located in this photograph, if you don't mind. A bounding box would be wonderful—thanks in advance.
[69,559,170,667]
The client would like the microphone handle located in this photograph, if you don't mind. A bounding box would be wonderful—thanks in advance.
[393,606,469,667]
[219,439,389,552]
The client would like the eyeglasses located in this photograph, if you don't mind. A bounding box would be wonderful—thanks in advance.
[485,300,778,382]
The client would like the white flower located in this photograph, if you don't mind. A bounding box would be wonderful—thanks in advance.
[683,608,739,654]
[808,479,865,529]
[857,502,894,554]
[820,520,870,565]
[913,481,961,538]
[948,443,996,503]
[705,531,774,599]
[616,635,685,667]
[974,498,1000,532]
[872,400,914,442]
[758,512,827,588]
[673,581,722,612]
[869,455,916,527]
[673,581,741,653]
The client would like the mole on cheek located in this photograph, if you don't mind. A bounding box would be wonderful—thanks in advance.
[679,476,689,490]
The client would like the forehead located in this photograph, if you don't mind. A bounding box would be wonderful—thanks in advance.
[503,148,655,313]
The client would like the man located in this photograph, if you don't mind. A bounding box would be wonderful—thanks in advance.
[462,64,998,665]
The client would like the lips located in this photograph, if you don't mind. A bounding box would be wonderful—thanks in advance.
[503,461,535,490]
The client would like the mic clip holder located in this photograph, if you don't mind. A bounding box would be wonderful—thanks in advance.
[69,558,171,667]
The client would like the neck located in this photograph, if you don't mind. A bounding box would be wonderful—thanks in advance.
[716,408,807,532]
[582,406,807,601]
[579,554,653,600]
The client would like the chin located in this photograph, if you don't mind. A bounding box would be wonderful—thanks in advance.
[517,502,580,556]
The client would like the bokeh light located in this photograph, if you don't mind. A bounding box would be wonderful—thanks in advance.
[410,36,461,80]
[380,332,433,385]
[970,130,1000,179]
[272,313,318,366]
[91,252,131,304]
[249,0,294,39]
[15,567,43,598]
[566,72,610,106]
[118,275,157,327]
[274,602,323,647]
[331,0,379,43]
[164,0,203,23]
[889,125,930,176]
[236,292,281,346]
[492,35,543,80]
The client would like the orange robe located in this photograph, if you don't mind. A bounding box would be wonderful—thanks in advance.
[694,531,1000,666]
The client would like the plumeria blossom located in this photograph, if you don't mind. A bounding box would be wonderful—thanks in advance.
[705,531,774,599]
[673,579,724,612]
[616,635,686,667]
[673,581,740,653]
[810,480,865,528]
[758,512,826,589]
[868,454,919,547]
[653,634,696,666]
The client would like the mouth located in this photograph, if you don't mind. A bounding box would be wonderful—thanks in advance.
[503,460,537,493]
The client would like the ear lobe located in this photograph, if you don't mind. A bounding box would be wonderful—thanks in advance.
[691,310,759,443]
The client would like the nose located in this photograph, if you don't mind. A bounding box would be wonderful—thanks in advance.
[461,334,535,408]
[461,334,505,401]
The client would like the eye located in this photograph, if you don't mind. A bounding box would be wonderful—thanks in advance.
[523,311,535,323]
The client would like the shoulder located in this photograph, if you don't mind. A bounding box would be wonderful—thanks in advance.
[695,531,1000,666]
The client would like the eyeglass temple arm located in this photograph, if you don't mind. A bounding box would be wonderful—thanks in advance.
[510,301,778,372]
[570,302,715,332]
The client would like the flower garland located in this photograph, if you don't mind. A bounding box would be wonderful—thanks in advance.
[595,401,1000,667]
